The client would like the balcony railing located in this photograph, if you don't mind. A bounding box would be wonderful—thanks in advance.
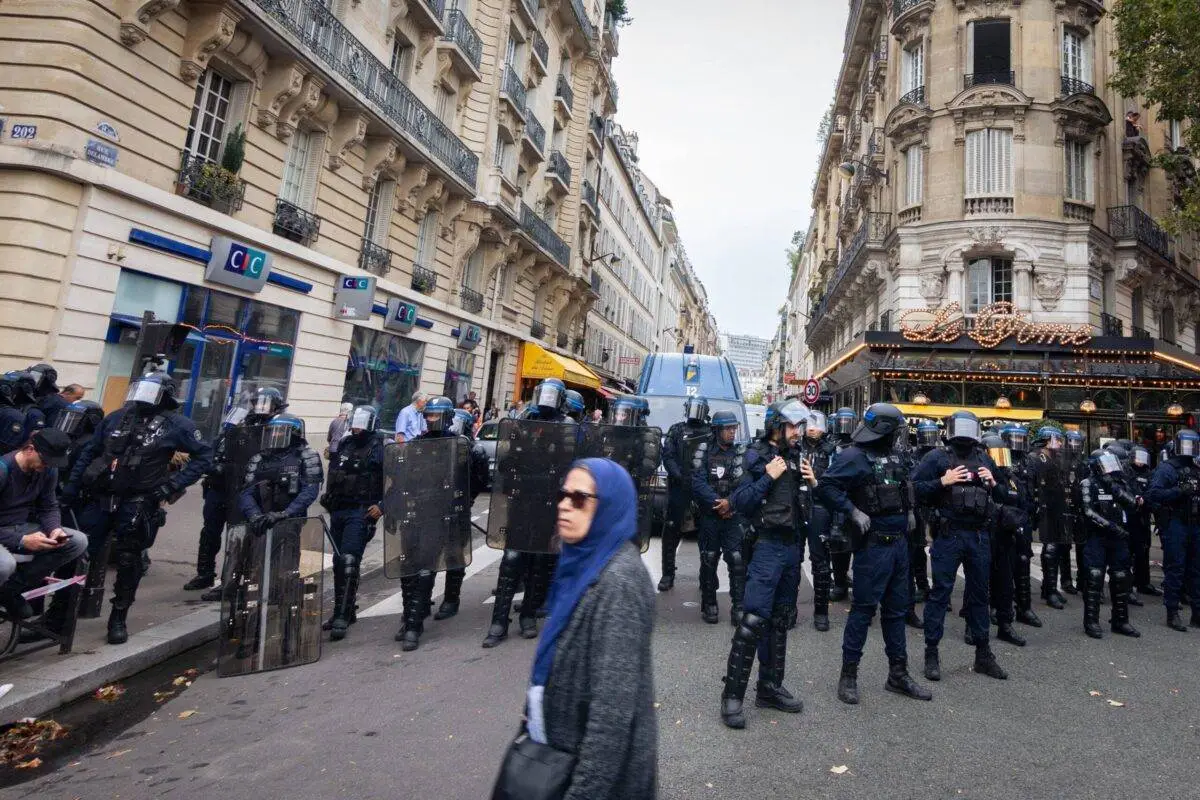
[568,0,597,41]
[442,8,482,71]
[582,179,599,215]
[358,238,391,276]
[272,198,320,245]
[516,0,538,25]
[1132,325,1150,339]
[870,34,888,80]
[1060,75,1095,96]
[557,332,570,349]
[502,66,527,114]
[247,0,477,188]
[588,112,606,146]
[459,285,484,314]
[521,202,571,267]
[524,112,546,154]
[893,0,926,17]
[1063,200,1094,223]
[964,71,1015,89]
[898,205,922,225]
[419,0,446,19]
[806,213,892,339]
[531,320,547,339]
[965,196,1014,216]
[555,73,575,111]
[547,149,572,187]
[1100,312,1124,337]
[867,126,885,158]
[1108,205,1173,262]
[176,153,245,214]
[411,264,438,294]
[898,86,926,107]
[532,29,549,71]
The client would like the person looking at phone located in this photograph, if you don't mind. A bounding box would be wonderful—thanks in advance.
[0,429,87,620]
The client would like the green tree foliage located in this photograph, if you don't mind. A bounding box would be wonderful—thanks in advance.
[1110,0,1200,232]
[786,229,807,278]
[606,0,631,24]
[221,124,246,174]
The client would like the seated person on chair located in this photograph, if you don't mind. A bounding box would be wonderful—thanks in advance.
[0,429,88,620]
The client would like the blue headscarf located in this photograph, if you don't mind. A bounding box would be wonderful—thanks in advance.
[531,458,638,688]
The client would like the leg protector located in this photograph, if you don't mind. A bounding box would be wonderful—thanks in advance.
[435,568,465,620]
[323,555,345,631]
[1041,545,1066,609]
[812,554,832,632]
[755,609,803,714]
[912,547,930,602]
[1110,569,1141,638]
[484,551,522,647]
[330,555,360,641]
[699,551,721,624]
[1084,567,1103,639]
[1014,555,1043,627]
[659,524,680,591]
[721,613,766,729]
[726,550,746,627]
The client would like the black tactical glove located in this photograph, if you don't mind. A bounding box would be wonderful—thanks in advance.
[153,484,175,504]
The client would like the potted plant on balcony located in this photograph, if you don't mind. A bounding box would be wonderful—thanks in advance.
[606,0,631,23]
[179,125,247,214]
[411,268,436,294]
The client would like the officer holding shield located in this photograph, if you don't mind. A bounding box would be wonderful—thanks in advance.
[659,396,711,592]
[238,413,323,532]
[801,410,836,631]
[432,409,491,621]
[829,407,857,601]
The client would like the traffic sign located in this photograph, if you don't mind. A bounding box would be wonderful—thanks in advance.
[802,378,820,404]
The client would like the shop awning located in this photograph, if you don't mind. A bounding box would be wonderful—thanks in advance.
[894,403,1045,421]
[519,342,601,390]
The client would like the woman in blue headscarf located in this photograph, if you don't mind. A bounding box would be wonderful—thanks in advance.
[524,457,657,800]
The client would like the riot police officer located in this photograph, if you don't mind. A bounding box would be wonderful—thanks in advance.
[238,413,323,533]
[484,379,570,647]
[1078,448,1141,639]
[1061,430,1087,597]
[430,408,491,623]
[64,373,212,644]
[912,411,1007,682]
[3,372,40,447]
[322,405,385,642]
[659,395,712,592]
[690,410,748,625]
[1001,425,1042,628]
[0,374,28,455]
[718,400,811,729]
[911,420,939,606]
[801,410,836,631]
[1127,444,1160,603]
[563,389,586,423]
[1029,427,1070,610]
[982,433,1028,647]
[1147,429,1200,631]
[829,407,857,601]
[26,363,62,429]
[819,403,931,705]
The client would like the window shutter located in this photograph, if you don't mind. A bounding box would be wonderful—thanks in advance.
[373,180,396,245]
[965,130,982,196]
[997,129,1012,195]
[967,22,975,75]
[299,132,326,210]
[1081,33,1091,83]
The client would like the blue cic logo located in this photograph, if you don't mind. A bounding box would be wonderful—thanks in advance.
[342,276,371,290]
[224,243,267,278]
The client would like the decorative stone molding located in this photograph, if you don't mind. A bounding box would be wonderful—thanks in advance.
[361,137,402,190]
[440,193,470,240]
[223,30,269,80]
[948,85,1032,145]
[180,2,242,85]
[919,272,945,303]
[1051,93,1112,145]
[1113,255,1151,288]
[277,74,326,140]
[891,2,933,41]
[414,177,446,220]
[328,112,368,170]
[1054,0,1105,30]
[1034,270,1067,310]
[119,0,181,47]
[1122,136,1153,188]
[256,59,307,130]
[967,226,1010,246]
[415,31,437,73]
[396,164,432,217]
[884,101,931,143]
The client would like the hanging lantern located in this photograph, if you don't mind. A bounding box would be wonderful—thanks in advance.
[1079,397,1097,413]
[912,390,930,406]
[995,395,1012,410]
[1167,400,1184,417]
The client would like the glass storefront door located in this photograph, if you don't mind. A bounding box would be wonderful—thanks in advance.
[175,335,238,443]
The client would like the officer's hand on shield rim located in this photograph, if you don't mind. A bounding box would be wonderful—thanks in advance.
[799,459,817,487]
[366,504,382,520]
[941,465,971,487]
[977,466,996,487]
[765,456,787,480]
[713,499,731,518]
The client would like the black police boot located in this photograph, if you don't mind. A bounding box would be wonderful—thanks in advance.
[182,571,215,591]
[996,622,1026,647]
[812,560,831,632]
[830,569,849,602]
[1083,567,1104,639]
[906,608,924,629]
[1139,583,1163,597]
[912,550,930,603]
[1061,557,1078,595]
[755,609,803,714]
[837,661,859,705]
[1167,609,1189,632]
[398,581,426,652]
[323,555,345,631]
[886,658,933,701]
[973,646,1008,680]
[1041,550,1066,609]
[1014,558,1043,627]
[519,559,549,638]
[182,541,218,591]
[1128,587,1143,607]
[721,613,764,729]
[727,552,746,627]
[106,551,142,645]
[435,569,465,620]
[963,626,975,646]
[1109,570,1140,638]
[483,557,520,648]
[699,551,720,625]
[658,527,679,592]
[923,646,941,681]
[331,555,360,641]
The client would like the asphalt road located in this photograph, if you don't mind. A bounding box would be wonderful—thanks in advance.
[9,511,1200,800]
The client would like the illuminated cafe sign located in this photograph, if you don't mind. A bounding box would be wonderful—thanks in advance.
[899,302,1092,349]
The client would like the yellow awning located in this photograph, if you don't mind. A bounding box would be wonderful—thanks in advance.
[519,342,601,390]
[894,403,1044,421]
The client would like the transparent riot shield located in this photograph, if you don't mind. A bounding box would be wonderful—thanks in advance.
[217,516,326,677]
[222,424,269,524]
[678,432,710,535]
[582,425,664,551]
[487,419,579,553]
[381,437,473,579]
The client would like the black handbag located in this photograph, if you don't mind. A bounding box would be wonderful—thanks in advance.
[491,732,577,800]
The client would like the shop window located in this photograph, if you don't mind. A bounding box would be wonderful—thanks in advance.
[966,257,1013,313]
[444,349,476,404]
[965,384,1001,406]
[1092,389,1128,412]
[1050,387,1085,411]
[343,326,425,430]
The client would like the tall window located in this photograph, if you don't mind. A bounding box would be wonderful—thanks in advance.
[904,146,924,206]
[364,179,394,245]
[1132,286,1145,330]
[965,128,1013,196]
[1064,139,1091,202]
[901,41,924,95]
[184,70,234,161]
[416,212,439,266]
[463,249,483,290]
[494,132,514,180]
[390,37,414,81]
[968,19,1011,80]
[1161,305,1176,343]
[1168,120,1184,150]
[966,258,1013,313]
[1061,28,1090,85]
[279,129,326,209]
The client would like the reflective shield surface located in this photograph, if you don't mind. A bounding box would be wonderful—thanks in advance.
[222,424,268,524]
[486,419,579,553]
[381,437,473,578]
[582,425,664,551]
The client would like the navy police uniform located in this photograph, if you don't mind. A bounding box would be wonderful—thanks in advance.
[690,425,748,625]
[1146,438,1200,631]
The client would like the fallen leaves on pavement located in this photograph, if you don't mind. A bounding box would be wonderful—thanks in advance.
[1107,700,1126,708]
[830,765,850,775]
[14,758,42,769]
[177,710,198,720]
[0,719,69,766]
[94,684,126,703]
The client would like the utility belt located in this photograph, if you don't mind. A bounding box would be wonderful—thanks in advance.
[866,530,905,547]
[754,524,798,545]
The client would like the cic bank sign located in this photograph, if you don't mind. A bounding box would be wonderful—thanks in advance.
[205,236,272,293]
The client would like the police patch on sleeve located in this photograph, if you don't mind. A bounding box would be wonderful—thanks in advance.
[10,423,20,434]
[194,429,203,441]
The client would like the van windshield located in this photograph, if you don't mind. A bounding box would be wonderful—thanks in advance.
[644,397,749,442]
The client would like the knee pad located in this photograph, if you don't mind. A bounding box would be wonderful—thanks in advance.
[500,550,524,569]
[1112,569,1130,584]
[726,550,745,572]
[1043,543,1058,559]
[1087,567,1104,585]
[734,612,766,643]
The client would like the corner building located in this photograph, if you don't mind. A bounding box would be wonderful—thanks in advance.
[797,0,1200,449]
[0,0,621,443]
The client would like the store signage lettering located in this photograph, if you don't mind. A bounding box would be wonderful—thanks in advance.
[225,244,267,278]
[205,236,272,293]
[384,298,419,334]
[457,321,482,350]
[333,273,376,321]
[899,302,1091,348]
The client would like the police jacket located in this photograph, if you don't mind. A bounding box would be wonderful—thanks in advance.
[817,443,909,535]
[416,429,490,502]
[663,421,709,483]
[1129,467,1152,529]
[68,405,212,498]
[0,406,25,455]
[690,439,747,519]
[38,393,69,429]
[911,445,1005,530]
[800,437,835,478]
[1077,473,1136,539]
[326,432,385,508]
[730,438,802,541]
[993,465,1031,536]
[1147,457,1199,523]
[239,442,323,519]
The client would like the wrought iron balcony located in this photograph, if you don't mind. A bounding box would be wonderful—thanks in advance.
[531,320,547,340]
[555,332,568,349]
[867,126,885,158]
[555,73,575,112]
[964,71,1015,89]
[502,66,527,114]
[806,214,891,339]
[1108,205,1174,263]
[520,202,571,267]
[898,86,926,107]
[547,149,572,188]
[604,12,620,53]
[272,198,320,246]
[516,0,538,26]
[418,0,446,22]
[524,112,546,154]
[582,179,599,216]
[1132,325,1150,339]
[532,29,549,71]
[246,0,476,188]
[588,112,606,146]
[568,0,597,41]
[1100,312,1124,337]
[1060,75,1095,96]
[459,285,484,314]
[358,238,391,276]
[893,0,926,17]
[176,153,245,214]
[442,9,482,72]
[411,264,438,294]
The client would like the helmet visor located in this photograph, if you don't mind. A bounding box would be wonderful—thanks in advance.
[778,401,809,427]
[806,410,827,437]
[1132,446,1151,467]
[260,424,294,450]
[684,397,708,423]
[224,406,249,427]
[835,414,855,436]
[350,406,378,432]
[988,445,1013,468]
[1176,434,1199,457]
[125,379,164,406]
[54,407,87,437]
[252,394,279,416]
[1097,451,1122,475]
[1003,429,1027,452]
[947,416,981,442]
[534,383,563,411]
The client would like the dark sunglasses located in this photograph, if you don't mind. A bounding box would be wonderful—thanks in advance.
[557,489,598,509]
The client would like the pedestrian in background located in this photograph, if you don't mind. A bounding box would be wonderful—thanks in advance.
[327,402,353,457]
[497,458,656,800]
[393,392,428,443]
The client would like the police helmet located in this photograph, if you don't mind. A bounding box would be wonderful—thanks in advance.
[125,372,180,410]
[532,379,567,415]
[249,387,287,422]
[223,405,250,428]
[1103,441,1131,465]
[632,397,650,425]
[805,410,828,438]
[1034,426,1065,450]
[261,412,304,450]
[944,410,982,444]
[1065,429,1085,456]
[26,363,59,397]
[999,425,1028,453]
[451,408,476,438]
[852,403,905,444]
[611,396,640,426]
[1131,444,1152,469]
[711,409,739,434]
[4,371,38,404]
[349,405,380,434]
[917,419,940,448]
[563,390,585,420]
[423,396,456,433]
[683,395,710,424]
[833,407,857,437]
[765,400,809,438]
[0,375,15,406]
[1090,448,1123,477]
[1173,429,1199,458]
[54,400,104,438]
[983,433,1012,468]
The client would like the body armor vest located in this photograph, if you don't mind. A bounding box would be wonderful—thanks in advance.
[751,441,800,537]
[328,437,379,505]
[850,452,910,516]
[84,411,172,496]
[941,448,992,522]
[1081,476,1128,534]
[694,441,746,500]
[251,449,304,513]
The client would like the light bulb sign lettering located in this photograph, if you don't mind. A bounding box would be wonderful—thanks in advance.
[899,302,1091,349]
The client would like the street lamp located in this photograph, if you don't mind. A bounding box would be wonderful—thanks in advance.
[838,158,890,184]
[583,245,622,269]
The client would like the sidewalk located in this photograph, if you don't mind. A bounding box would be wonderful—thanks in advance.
[0,489,388,724]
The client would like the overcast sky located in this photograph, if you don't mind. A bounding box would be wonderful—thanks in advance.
[610,0,846,340]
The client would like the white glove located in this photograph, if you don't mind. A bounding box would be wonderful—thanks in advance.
[851,508,871,534]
